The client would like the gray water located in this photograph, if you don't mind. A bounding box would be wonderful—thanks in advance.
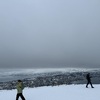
[0,69,33,82]
[0,68,100,83]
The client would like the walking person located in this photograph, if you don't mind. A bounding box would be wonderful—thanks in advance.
[16,80,26,100]
[86,73,94,88]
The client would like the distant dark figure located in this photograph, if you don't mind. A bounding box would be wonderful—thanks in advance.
[16,80,26,100]
[86,73,94,88]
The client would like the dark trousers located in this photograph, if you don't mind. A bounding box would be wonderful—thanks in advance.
[16,93,25,100]
[86,80,94,88]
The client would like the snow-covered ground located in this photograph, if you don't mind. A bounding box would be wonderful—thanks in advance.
[0,84,99,100]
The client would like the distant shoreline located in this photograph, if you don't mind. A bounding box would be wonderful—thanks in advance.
[0,69,100,90]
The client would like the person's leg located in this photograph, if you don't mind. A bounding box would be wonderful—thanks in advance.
[90,81,94,88]
[86,81,89,88]
[20,93,25,100]
[16,93,20,100]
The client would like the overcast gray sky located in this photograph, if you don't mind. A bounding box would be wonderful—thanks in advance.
[0,0,100,68]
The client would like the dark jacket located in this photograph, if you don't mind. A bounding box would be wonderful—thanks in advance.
[86,73,91,81]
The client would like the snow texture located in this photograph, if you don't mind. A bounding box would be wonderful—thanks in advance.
[0,84,99,100]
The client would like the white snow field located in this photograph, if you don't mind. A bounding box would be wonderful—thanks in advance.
[0,84,99,100]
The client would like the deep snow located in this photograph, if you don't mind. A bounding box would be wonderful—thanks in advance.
[0,84,99,100]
